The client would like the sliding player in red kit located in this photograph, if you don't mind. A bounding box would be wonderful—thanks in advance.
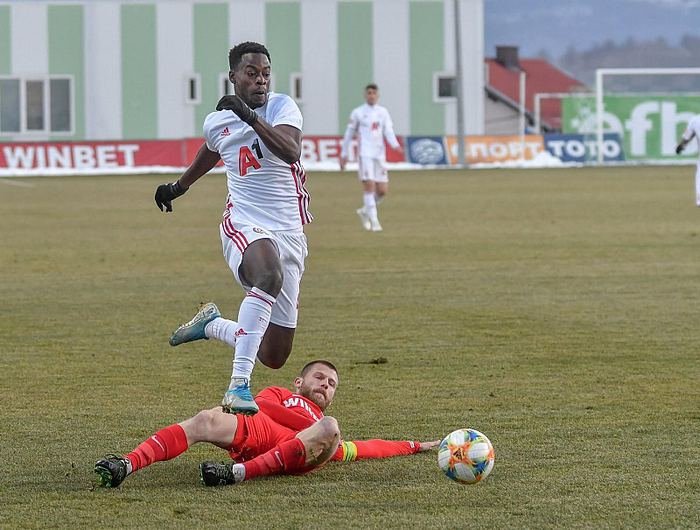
[94,360,438,488]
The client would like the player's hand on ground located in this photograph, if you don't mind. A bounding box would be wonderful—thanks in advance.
[216,95,258,126]
[418,440,440,452]
[154,181,187,212]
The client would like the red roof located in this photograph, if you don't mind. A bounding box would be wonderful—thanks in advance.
[486,58,587,130]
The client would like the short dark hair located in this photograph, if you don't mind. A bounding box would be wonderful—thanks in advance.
[365,83,378,91]
[229,41,271,71]
[300,359,338,378]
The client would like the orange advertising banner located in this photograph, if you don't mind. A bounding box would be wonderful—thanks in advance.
[445,135,545,164]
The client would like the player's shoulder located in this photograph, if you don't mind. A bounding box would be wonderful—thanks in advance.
[266,91,299,111]
[375,104,391,115]
[203,110,232,132]
[257,385,291,398]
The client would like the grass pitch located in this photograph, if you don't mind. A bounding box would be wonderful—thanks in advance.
[1,166,699,529]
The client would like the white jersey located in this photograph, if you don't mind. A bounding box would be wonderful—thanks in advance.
[341,103,400,159]
[204,92,312,231]
[682,115,700,155]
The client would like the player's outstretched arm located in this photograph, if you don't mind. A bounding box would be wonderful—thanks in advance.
[154,143,221,212]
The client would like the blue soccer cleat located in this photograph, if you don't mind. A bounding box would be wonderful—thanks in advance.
[221,378,259,415]
[169,302,221,346]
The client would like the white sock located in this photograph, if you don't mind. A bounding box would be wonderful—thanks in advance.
[363,191,378,222]
[232,463,246,483]
[374,194,384,206]
[230,287,275,384]
[205,317,238,347]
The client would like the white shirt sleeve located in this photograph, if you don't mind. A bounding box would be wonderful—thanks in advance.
[683,117,699,142]
[382,109,400,150]
[341,109,359,158]
[203,112,220,153]
[266,94,303,130]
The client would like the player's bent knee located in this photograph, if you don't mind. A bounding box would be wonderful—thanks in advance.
[316,416,340,446]
[191,408,219,431]
[254,268,284,296]
[257,352,289,369]
[300,417,341,466]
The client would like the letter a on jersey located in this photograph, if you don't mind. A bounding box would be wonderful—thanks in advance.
[239,145,262,176]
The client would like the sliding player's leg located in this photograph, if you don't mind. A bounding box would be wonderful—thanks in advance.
[94,407,237,488]
[200,416,341,486]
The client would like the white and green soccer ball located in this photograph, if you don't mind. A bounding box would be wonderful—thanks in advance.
[437,428,495,484]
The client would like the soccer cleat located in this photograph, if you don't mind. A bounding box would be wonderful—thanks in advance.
[370,219,383,232]
[356,207,371,231]
[94,454,131,488]
[169,302,221,346]
[221,378,259,415]
[200,461,238,487]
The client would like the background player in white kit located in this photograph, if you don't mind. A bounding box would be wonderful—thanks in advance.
[676,114,700,206]
[340,84,402,232]
[153,42,311,416]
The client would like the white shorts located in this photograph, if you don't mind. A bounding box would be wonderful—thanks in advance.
[219,221,308,328]
[358,156,388,183]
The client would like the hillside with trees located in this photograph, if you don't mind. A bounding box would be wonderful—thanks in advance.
[550,35,700,93]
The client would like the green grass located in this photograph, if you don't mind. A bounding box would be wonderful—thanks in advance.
[1,166,699,529]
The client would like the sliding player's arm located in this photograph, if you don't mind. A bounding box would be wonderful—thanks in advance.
[255,397,316,431]
[331,439,439,462]
[254,387,317,431]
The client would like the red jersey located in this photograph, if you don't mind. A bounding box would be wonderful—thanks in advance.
[255,386,322,430]
[254,386,420,462]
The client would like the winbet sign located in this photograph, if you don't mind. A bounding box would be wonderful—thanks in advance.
[562,95,700,160]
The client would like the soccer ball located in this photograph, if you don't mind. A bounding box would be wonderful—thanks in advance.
[438,428,495,484]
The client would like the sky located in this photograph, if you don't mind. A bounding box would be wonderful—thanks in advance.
[484,0,700,58]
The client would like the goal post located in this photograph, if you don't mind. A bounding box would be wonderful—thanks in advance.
[595,67,700,164]
[533,92,593,134]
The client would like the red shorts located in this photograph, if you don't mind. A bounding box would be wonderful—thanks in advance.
[227,411,297,462]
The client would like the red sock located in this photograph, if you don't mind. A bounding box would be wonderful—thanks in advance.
[242,437,308,480]
[126,424,189,473]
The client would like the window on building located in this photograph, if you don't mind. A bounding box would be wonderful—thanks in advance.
[0,76,73,135]
[50,79,71,132]
[185,74,201,105]
[219,73,233,99]
[0,79,20,132]
[290,73,302,103]
[434,73,457,102]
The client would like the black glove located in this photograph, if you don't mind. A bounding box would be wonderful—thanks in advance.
[676,144,685,155]
[154,181,187,212]
[216,95,258,126]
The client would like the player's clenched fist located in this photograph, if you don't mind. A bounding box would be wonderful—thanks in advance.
[154,181,187,212]
[216,95,258,126]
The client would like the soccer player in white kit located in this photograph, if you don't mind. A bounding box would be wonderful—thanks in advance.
[154,42,311,416]
[340,84,402,232]
[676,114,700,206]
